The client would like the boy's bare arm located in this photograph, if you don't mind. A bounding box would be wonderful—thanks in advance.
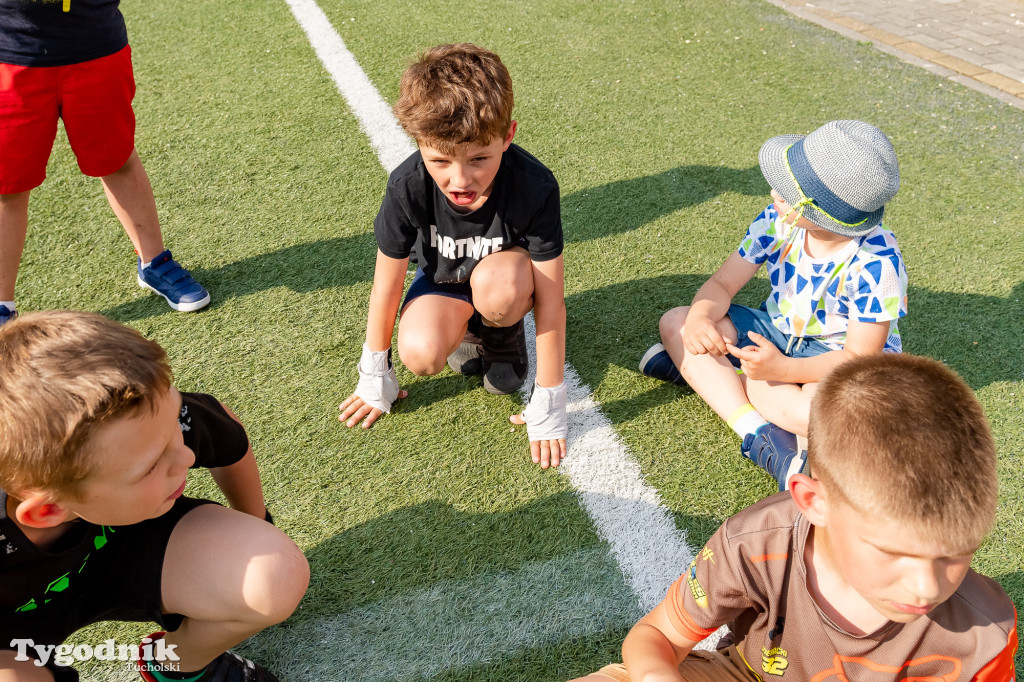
[209,402,268,518]
[727,318,890,384]
[509,255,566,469]
[339,250,410,429]
[365,249,411,351]
[622,599,702,682]
[685,252,760,356]
[530,255,565,388]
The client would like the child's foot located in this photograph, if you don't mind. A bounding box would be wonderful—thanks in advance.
[0,304,17,326]
[638,343,688,386]
[137,250,211,312]
[447,312,483,375]
[480,318,528,395]
[740,423,807,491]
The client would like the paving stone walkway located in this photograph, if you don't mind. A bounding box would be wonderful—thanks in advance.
[765,0,1024,109]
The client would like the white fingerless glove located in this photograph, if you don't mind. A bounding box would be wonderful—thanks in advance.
[354,343,399,413]
[522,382,568,441]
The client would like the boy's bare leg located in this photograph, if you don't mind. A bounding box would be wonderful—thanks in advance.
[0,652,54,682]
[745,379,818,437]
[159,505,309,673]
[397,295,475,375]
[0,191,30,301]
[660,306,748,419]
[470,247,534,326]
[99,149,165,263]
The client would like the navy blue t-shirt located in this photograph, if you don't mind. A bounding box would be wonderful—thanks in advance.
[0,0,127,67]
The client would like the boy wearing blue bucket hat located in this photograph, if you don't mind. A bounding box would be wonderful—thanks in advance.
[640,120,908,490]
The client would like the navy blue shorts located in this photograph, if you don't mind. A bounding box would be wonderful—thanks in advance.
[401,267,473,310]
[725,304,831,368]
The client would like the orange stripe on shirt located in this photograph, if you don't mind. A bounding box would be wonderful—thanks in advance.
[972,611,1018,682]
[749,553,788,563]
[666,575,718,642]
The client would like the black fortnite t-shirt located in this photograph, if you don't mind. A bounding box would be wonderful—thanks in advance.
[0,393,247,620]
[374,143,563,284]
[0,0,127,67]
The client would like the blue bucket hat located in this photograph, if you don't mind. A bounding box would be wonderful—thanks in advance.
[758,120,900,238]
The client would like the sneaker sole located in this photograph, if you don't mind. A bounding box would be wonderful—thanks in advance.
[138,276,211,312]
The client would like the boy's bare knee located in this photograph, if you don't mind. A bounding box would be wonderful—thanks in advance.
[242,534,309,627]
[397,340,446,376]
[659,306,690,340]
[0,650,55,682]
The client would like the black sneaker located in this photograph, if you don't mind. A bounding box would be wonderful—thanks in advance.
[479,318,528,395]
[195,651,281,682]
[138,632,281,682]
[447,312,483,375]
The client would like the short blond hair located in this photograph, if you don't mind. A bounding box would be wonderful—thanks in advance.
[808,353,997,550]
[0,311,172,498]
[394,43,514,155]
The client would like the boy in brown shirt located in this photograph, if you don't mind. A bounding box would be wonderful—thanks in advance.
[573,353,1017,681]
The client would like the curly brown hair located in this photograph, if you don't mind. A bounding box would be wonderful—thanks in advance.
[394,43,514,154]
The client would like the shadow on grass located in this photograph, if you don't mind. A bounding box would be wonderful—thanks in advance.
[293,493,600,620]
[390,372,485,415]
[566,275,1024,417]
[99,164,765,322]
[406,628,630,682]
[242,493,717,681]
[100,232,377,322]
[562,164,765,243]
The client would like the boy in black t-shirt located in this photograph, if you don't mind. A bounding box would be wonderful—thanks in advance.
[0,311,308,681]
[338,43,568,469]
[0,0,210,324]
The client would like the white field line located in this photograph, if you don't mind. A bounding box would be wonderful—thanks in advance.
[283,0,720,649]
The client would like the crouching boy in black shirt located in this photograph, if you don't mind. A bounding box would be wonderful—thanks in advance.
[338,43,568,469]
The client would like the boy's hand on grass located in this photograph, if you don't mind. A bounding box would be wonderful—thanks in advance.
[726,332,784,380]
[338,389,408,429]
[511,382,568,469]
[339,344,407,429]
[683,315,733,356]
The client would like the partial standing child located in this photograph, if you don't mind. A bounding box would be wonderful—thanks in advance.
[338,44,568,469]
[641,120,907,489]
[0,311,308,682]
[573,353,1017,682]
[0,0,210,326]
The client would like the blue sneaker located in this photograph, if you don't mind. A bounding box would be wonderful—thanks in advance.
[740,423,807,491]
[639,343,688,386]
[137,250,210,312]
[0,305,17,326]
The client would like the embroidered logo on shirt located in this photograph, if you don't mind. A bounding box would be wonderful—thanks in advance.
[762,646,790,676]
[686,557,708,609]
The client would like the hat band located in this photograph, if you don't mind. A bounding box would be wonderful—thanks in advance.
[785,142,872,227]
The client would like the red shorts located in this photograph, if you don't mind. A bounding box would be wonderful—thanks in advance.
[0,45,136,194]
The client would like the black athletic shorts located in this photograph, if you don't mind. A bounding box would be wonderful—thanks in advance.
[0,496,216,678]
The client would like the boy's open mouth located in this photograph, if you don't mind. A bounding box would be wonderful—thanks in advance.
[449,190,477,206]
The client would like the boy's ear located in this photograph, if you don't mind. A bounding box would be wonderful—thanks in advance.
[789,474,830,526]
[14,493,74,529]
[502,121,517,150]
